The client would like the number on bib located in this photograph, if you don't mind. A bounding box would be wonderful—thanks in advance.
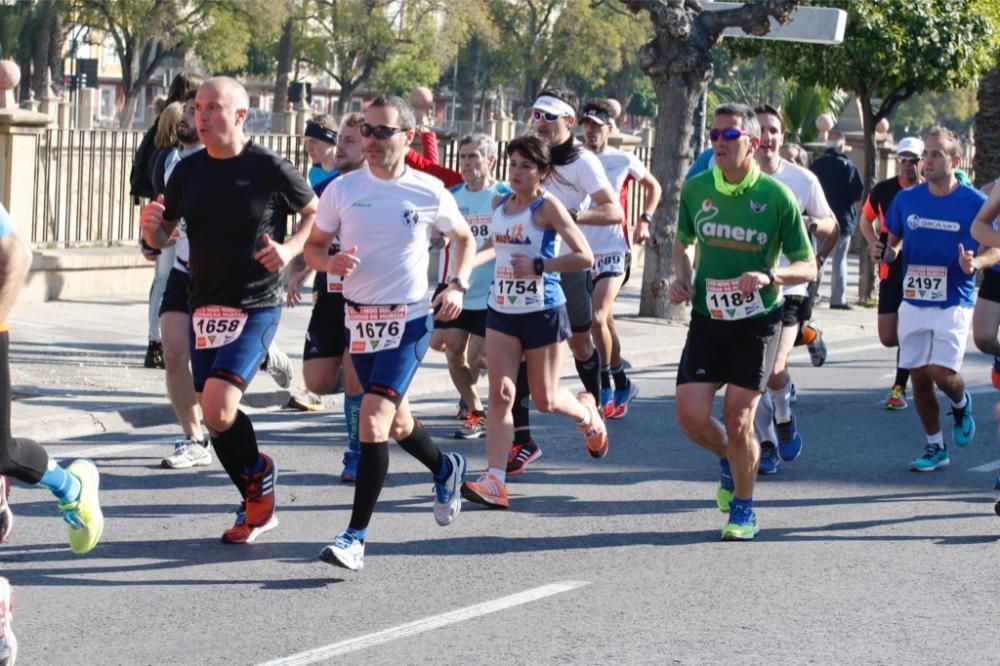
[347,304,407,353]
[705,278,763,320]
[903,265,947,302]
[192,306,248,349]
[592,252,625,279]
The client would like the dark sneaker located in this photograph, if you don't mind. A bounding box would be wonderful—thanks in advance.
[341,450,360,483]
[775,414,803,462]
[506,440,542,475]
[758,442,780,475]
[144,340,164,369]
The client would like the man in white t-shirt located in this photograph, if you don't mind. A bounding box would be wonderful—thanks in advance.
[304,95,475,572]
[751,104,838,473]
[580,99,662,419]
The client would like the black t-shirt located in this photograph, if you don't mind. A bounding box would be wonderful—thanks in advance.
[164,142,314,309]
[863,176,906,281]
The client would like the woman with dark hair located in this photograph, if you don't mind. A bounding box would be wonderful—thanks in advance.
[460,136,606,509]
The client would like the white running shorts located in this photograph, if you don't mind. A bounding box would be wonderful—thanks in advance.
[897,301,972,372]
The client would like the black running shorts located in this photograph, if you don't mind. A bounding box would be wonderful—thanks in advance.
[676,309,783,392]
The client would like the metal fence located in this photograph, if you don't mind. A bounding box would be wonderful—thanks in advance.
[27,130,651,247]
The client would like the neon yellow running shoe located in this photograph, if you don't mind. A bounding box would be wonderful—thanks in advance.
[721,504,759,541]
[716,483,734,513]
[58,460,104,555]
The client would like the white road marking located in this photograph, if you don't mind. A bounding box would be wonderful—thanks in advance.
[255,580,591,666]
[968,459,1000,473]
[52,442,158,459]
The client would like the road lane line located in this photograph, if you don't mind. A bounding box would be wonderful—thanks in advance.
[256,580,591,666]
[969,459,1000,473]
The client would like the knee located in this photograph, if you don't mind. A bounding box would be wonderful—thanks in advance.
[973,332,996,355]
[489,377,516,412]
[567,333,592,358]
[200,398,236,433]
[675,403,707,438]
[162,341,189,372]
[722,408,753,441]
[443,343,467,367]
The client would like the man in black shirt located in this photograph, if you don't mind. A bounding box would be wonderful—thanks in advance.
[141,77,318,544]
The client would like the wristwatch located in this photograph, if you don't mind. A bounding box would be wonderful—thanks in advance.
[448,276,469,293]
[763,267,776,286]
[640,213,653,224]
[533,257,545,275]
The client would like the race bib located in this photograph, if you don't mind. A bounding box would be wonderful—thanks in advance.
[705,278,762,320]
[347,304,406,353]
[493,265,543,310]
[592,252,625,278]
[192,306,248,349]
[904,265,947,302]
[468,214,492,250]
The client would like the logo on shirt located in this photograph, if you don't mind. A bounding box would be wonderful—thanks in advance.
[694,200,768,249]
[401,205,420,228]
[493,223,531,245]
[906,214,960,233]
[749,200,768,214]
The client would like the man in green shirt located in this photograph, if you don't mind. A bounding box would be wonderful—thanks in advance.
[671,103,816,540]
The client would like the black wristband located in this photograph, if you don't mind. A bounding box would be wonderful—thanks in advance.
[569,209,579,223]
[764,267,776,286]
[640,213,653,224]
[533,257,545,275]
[140,238,161,256]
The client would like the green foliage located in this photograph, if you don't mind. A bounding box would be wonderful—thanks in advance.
[626,73,655,117]
[891,87,979,137]
[0,3,32,60]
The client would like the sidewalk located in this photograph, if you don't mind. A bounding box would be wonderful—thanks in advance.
[9,258,875,441]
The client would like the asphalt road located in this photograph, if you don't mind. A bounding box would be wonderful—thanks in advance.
[3,336,1000,665]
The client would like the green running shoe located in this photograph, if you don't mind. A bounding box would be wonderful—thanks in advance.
[721,504,759,541]
[716,483,734,513]
[58,460,104,554]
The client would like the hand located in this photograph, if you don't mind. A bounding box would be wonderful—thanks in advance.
[737,270,768,296]
[958,242,977,275]
[633,220,651,245]
[869,239,885,263]
[432,284,463,321]
[286,267,308,307]
[668,276,694,304]
[140,246,158,262]
[328,245,361,277]
[509,253,536,278]
[140,194,165,243]
[254,233,295,272]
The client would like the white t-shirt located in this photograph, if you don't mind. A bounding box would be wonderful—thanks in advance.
[585,146,645,254]
[769,158,834,297]
[543,147,611,256]
[316,165,466,315]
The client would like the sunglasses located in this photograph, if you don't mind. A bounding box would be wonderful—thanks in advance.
[532,109,565,122]
[898,156,921,165]
[360,123,406,140]
[709,127,749,142]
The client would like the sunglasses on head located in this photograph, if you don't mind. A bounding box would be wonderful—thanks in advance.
[709,127,749,142]
[898,155,921,165]
[360,123,405,140]
[532,109,565,122]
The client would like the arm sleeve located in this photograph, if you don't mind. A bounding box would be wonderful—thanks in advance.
[314,180,341,235]
[862,194,876,221]
[627,153,647,180]
[419,130,439,165]
[276,158,317,213]
[884,195,903,239]
[579,152,612,197]
[432,189,466,234]
[162,164,184,223]
[804,174,835,220]
[405,149,464,188]
[779,195,814,262]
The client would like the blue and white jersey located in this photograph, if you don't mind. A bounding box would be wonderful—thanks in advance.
[885,182,986,308]
[449,181,512,310]
[308,164,340,197]
[488,193,564,313]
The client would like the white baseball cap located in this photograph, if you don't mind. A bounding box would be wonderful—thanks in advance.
[896,136,924,156]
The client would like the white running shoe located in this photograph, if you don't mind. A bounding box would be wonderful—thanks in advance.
[319,531,365,571]
[264,342,293,389]
[0,476,12,544]
[161,437,213,469]
[0,576,16,666]
[433,452,467,526]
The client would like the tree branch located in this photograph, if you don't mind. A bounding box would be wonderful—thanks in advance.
[698,0,800,43]
[875,83,917,122]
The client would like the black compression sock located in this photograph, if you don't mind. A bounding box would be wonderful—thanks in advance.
[611,364,628,392]
[349,442,390,531]
[894,349,910,390]
[575,349,601,404]
[396,421,443,476]
[600,365,611,390]
[512,361,532,444]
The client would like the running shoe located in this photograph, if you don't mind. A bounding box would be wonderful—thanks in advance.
[0,576,16,666]
[992,357,1000,390]
[950,391,975,447]
[264,343,293,389]
[460,472,509,509]
[600,387,614,419]
[454,412,487,439]
[758,442,780,475]
[885,385,908,410]
[774,414,802,462]
[805,321,827,367]
[993,472,1000,491]
[716,484,734,513]
[455,399,470,421]
[789,383,797,404]
[319,531,365,571]
[0,476,12,544]
[288,391,324,411]
[576,392,608,459]
[610,380,639,419]
[433,452,467,526]
[222,454,278,544]
[161,437,212,469]
[58,459,103,555]
[144,340,165,369]
[721,503,759,541]
[506,440,542,475]
[341,450,360,483]
[911,444,949,472]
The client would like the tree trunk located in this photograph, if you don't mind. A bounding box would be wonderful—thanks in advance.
[457,35,481,123]
[119,92,140,130]
[30,8,50,100]
[973,53,1000,188]
[335,84,356,116]
[856,93,878,305]
[272,17,294,116]
[639,73,703,319]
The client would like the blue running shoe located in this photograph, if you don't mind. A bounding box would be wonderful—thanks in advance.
[722,503,759,540]
[775,414,802,462]
[758,442,780,475]
[950,391,975,447]
[610,380,639,420]
[433,452,467,526]
[341,450,360,483]
[320,531,364,571]
[911,444,949,472]
[992,472,1000,491]
[600,387,614,419]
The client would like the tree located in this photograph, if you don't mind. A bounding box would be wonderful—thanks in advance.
[739,0,998,302]
[621,0,803,319]
[0,0,66,102]
[973,55,1000,188]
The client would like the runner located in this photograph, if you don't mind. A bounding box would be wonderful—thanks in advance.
[751,104,837,474]
[287,113,369,483]
[859,137,926,410]
[305,95,474,571]
[141,77,318,544]
[0,200,103,556]
[672,104,815,540]
[579,99,662,418]
[883,128,988,472]
[460,135,606,509]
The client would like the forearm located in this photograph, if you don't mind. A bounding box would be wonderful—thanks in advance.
[0,237,31,321]
[541,252,591,274]
[858,215,878,246]
[449,234,476,282]
[974,246,1000,271]
[143,222,173,249]
[672,240,693,283]
[776,259,817,286]
[304,237,332,273]
[815,226,840,259]
[971,219,1000,249]
[809,214,838,240]
[575,202,623,226]
[283,212,316,256]
[641,177,662,216]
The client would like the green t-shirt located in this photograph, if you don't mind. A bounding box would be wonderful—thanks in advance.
[677,169,813,319]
